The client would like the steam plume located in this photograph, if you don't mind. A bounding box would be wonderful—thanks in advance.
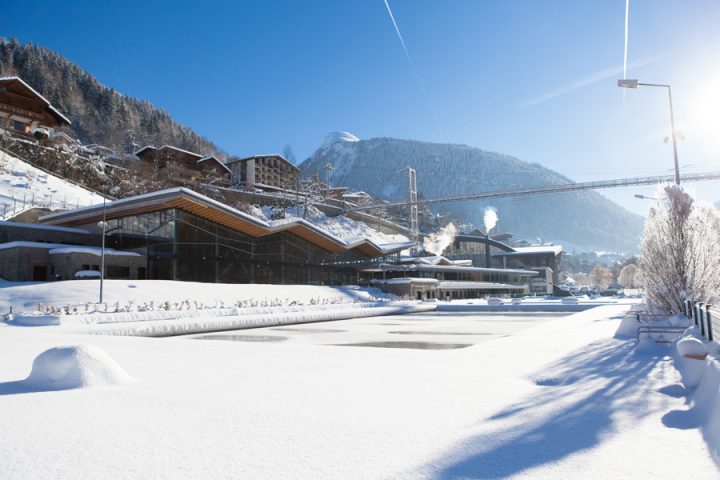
[484,208,498,234]
[423,223,457,256]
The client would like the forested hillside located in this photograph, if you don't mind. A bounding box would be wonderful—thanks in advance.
[0,37,229,159]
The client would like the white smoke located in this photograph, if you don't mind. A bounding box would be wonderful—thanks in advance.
[423,222,457,256]
[484,208,498,234]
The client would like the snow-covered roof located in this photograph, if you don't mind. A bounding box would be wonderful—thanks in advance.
[49,246,140,257]
[134,145,204,159]
[133,145,156,156]
[0,241,139,256]
[370,278,438,285]
[0,220,90,234]
[0,77,72,125]
[380,262,537,276]
[504,245,563,255]
[197,156,232,174]
[437,281,526,290]
[39,187,412,257]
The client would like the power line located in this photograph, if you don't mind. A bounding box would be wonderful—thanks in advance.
[345,171,720,212]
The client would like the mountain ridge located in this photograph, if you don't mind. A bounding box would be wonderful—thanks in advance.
[301,133,644,252]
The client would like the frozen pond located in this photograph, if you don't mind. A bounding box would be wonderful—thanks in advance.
[188,311,568,349]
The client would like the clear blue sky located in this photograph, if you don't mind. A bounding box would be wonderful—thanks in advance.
[3,0,720,214]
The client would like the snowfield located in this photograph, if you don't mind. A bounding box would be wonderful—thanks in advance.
[1,298,719,479]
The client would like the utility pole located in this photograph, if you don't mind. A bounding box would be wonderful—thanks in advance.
[325,162,333,198]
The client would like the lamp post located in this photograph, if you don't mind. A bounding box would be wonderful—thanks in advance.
[99,196,106,304]
[618,79,681,185]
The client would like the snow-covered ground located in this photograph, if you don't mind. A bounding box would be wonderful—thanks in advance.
[0,149,103,219]
[253,203,408,245]
[0,279,391,313]
[1,299,718,478]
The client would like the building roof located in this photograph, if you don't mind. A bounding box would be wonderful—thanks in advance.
[494,245,564,256]
[0,220,90,234]
[134,145,205,159]
[379,262,538,276]
[225,154,300,172]
[370,278,438,285]
[39,187,410,257]
[0,76,72,125]
[197,155,232,174]
[0,241,137,256]
[437,281,526,290]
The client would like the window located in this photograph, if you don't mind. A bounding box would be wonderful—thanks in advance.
[105,266,130,279]
[14,120,26,132]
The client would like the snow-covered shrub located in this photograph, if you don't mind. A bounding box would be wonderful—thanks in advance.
[640,186,720,314]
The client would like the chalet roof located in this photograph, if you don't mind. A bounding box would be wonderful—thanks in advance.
[197,155,231,174]
[225,154,300,172]
[134,144,204,159]
[133,145,157,156]
[0,76,72,125]
[39,187,410,258]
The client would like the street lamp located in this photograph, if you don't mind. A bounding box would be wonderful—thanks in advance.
[99,196,107,304]
[618,79,681,185]
[633,194,657,201]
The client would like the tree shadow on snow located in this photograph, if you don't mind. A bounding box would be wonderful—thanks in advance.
[427,339,671,479]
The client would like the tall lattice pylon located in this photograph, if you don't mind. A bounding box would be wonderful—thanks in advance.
[406,166,419,250]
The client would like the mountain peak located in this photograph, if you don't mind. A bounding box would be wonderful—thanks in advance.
[323,131,360,148]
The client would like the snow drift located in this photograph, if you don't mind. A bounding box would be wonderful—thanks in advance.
[24,345,135,391]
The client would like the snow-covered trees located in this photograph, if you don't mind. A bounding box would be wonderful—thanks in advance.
[640,185,720,314]
[617,264,640,288]
[589,265,613,290]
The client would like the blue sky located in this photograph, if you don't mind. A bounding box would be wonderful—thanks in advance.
[3,0,720,214]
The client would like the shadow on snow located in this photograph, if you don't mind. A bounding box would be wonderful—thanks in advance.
[428,339,672,479]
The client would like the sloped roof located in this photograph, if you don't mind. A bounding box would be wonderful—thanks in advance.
[39,188,410,257]
[0,76,71,125]
[197,155,232,174]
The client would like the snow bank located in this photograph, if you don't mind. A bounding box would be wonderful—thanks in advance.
[13,300,414,327]
[0,279,393,313]
[24,345,135,390]
[671,332,720,464]
[72,302,436,337]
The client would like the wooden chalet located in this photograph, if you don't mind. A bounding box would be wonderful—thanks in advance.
[134,145,231,179]
[0,77,71,137]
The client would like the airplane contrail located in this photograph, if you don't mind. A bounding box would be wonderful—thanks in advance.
[383,0,445,140]
[518,55,667,108]
[623,0,630,80]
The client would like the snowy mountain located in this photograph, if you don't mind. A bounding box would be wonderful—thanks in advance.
[300,133,644,252]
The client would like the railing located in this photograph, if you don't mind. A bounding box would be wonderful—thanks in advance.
[683,300,718,343]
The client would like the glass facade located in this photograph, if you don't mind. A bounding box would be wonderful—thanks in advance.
[96,208,379,285]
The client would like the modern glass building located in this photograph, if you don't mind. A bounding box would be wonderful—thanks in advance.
[40,188,410,285]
